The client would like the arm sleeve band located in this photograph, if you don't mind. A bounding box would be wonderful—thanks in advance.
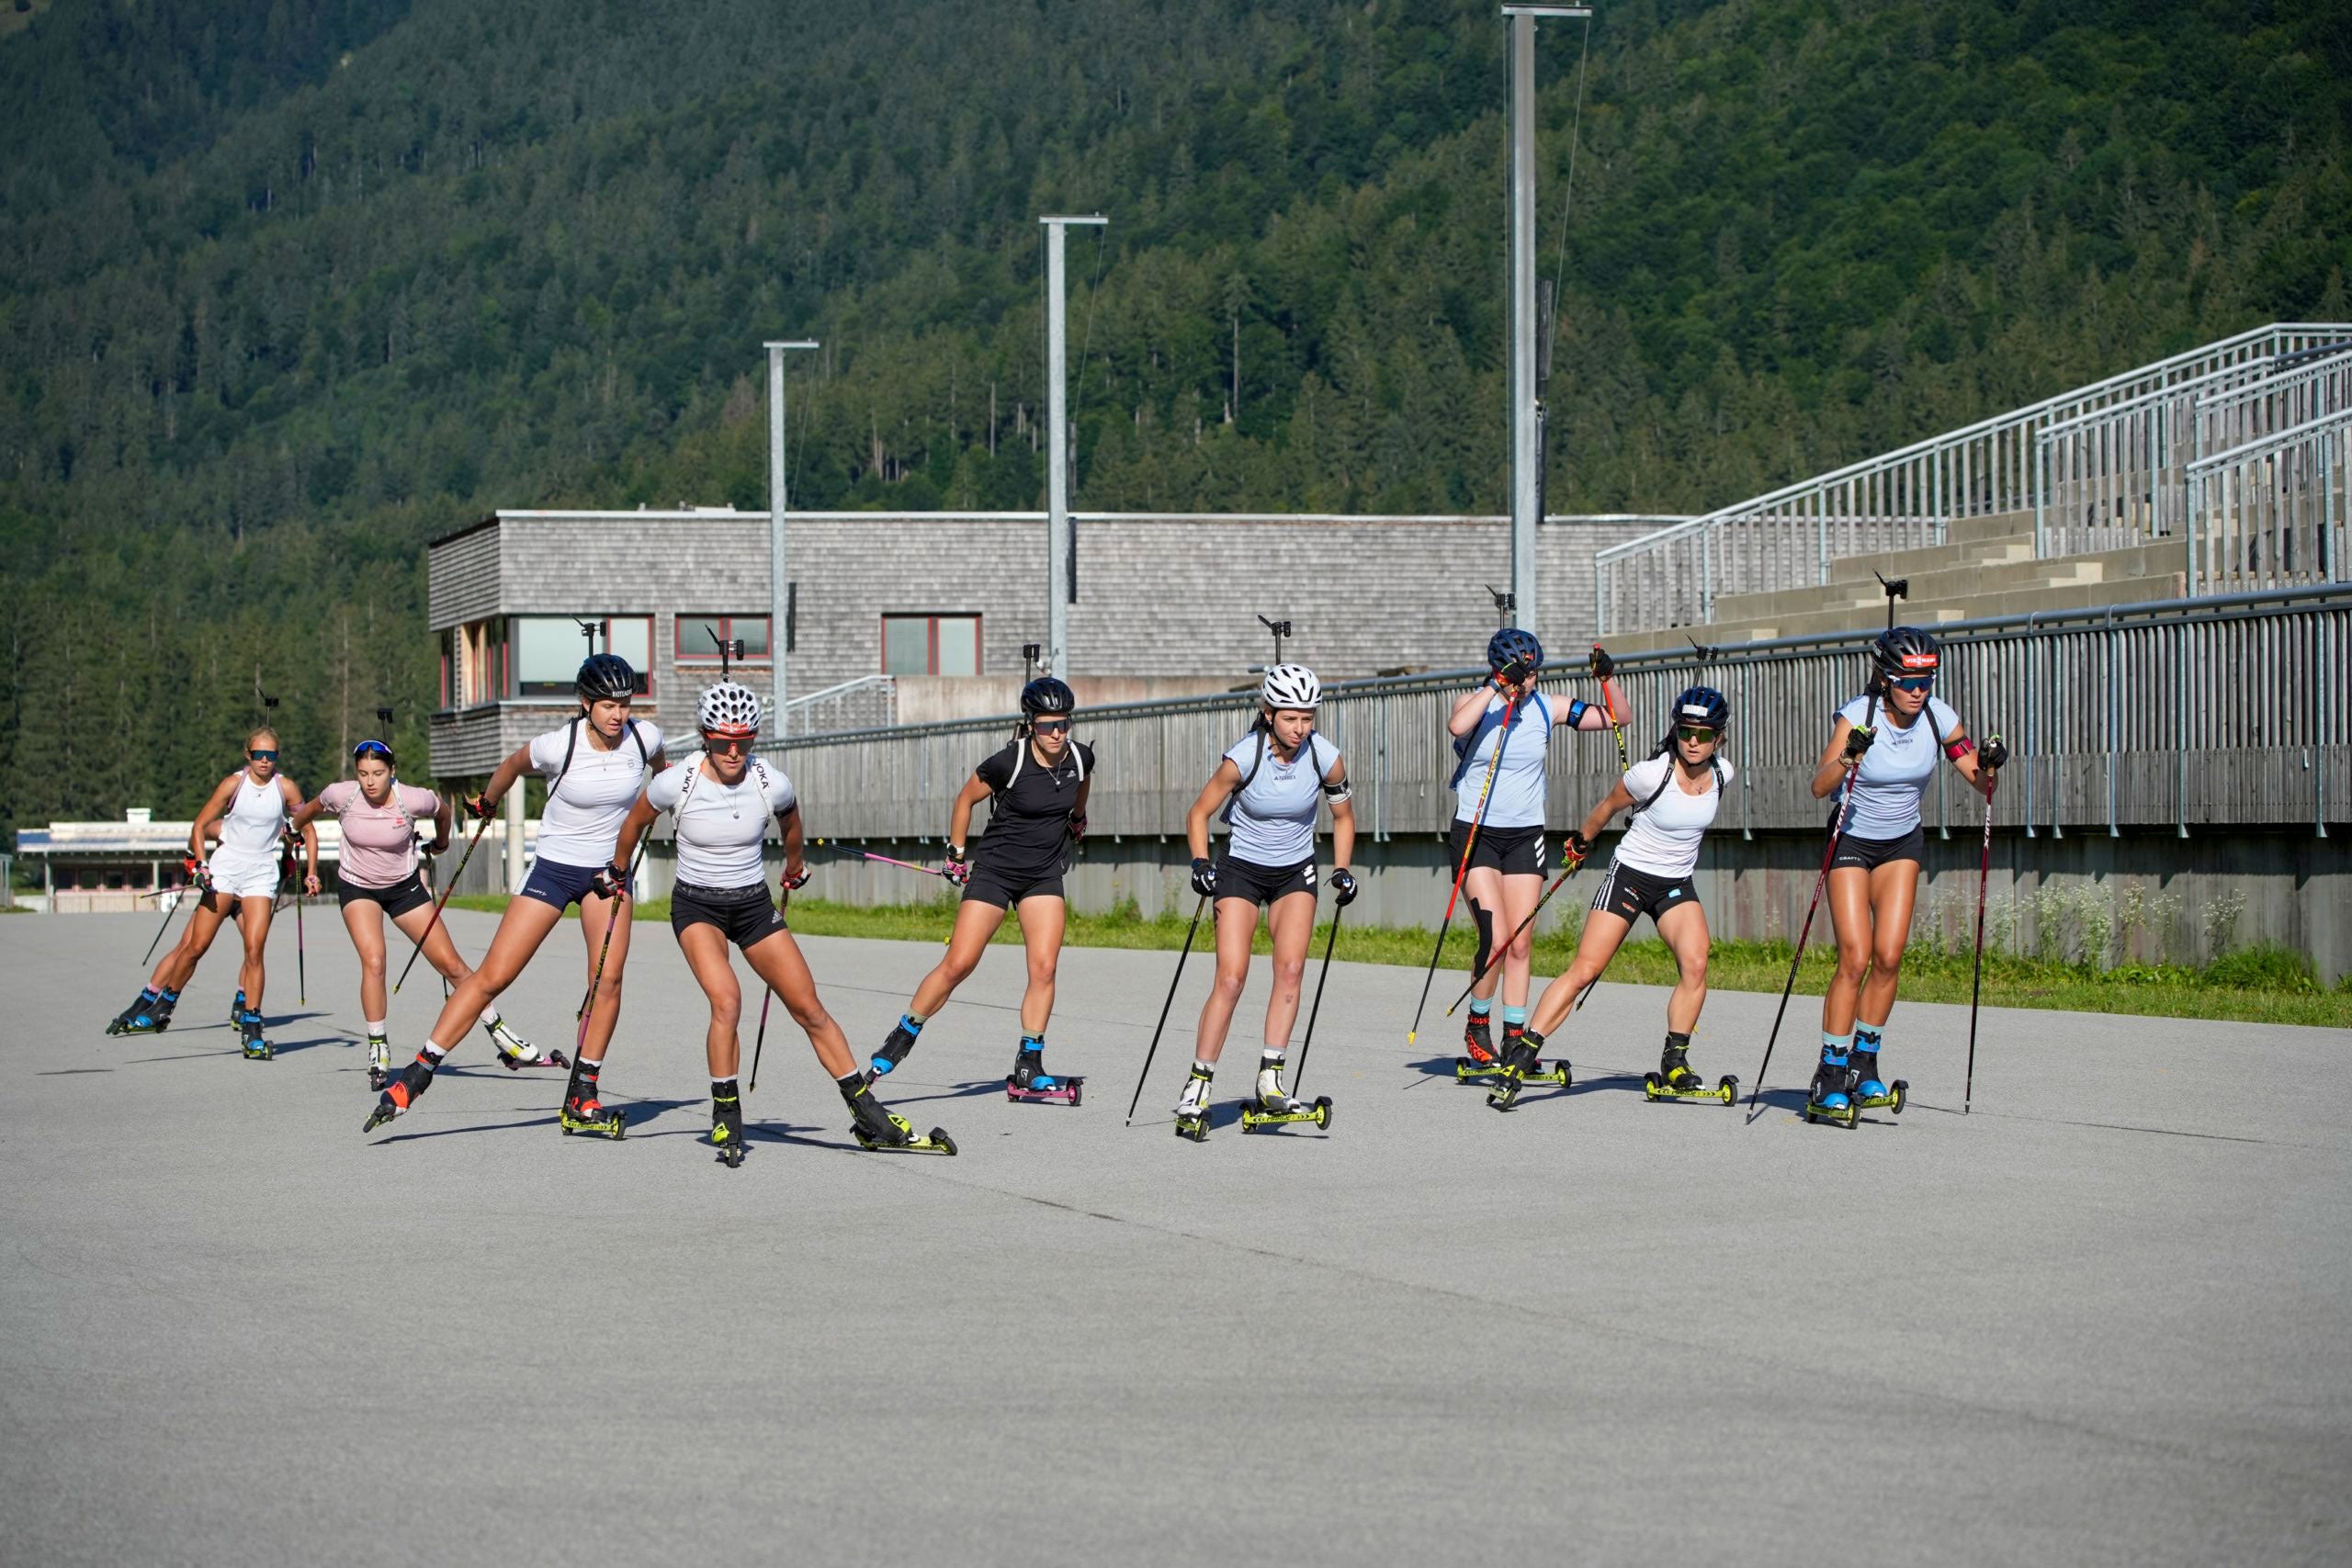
[1321,779,1351,802]
[1943,737,1974,761]
[1566,699,1592,728]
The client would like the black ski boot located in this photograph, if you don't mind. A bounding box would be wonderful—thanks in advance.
[1805,1044,1859,1129]
[238,1010,274,1061]
[1006,1039,1081,1103]
[867,1018,921,1082]
[1487,1030,1547,1111]
[840,1076,956,1154]
[558,1061,625,1139]
[1462,1010,1497,1066]
[1644,1030,1734,1104]
[1849,1037,1906,1113]
[363,1057,435,1134]
[711,1086,746,1168]
[229,987,247,1026]
[108,988,175,1035]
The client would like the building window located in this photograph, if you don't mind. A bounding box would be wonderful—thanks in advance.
[511,616,654,698]
[882,615,980,677]
[676,615,772,662]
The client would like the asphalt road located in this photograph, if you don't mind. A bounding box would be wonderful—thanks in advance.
[2,908,2346,1566]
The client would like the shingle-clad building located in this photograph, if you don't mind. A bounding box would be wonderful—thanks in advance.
[425,506,1679,779]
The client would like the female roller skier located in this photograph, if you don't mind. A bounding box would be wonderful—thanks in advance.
[1447,628,1621,1069]
[1806,626,2005,1122]
[1172,663,1359,1136]
[1490,687,1736,1111]
[866,677,1093,1100]
[364,652,664,1138]
[611,680,945,1162]
[288,738,554,1092]
[106,727,318,1059]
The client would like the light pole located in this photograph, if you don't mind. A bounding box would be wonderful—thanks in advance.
[1502,6,1589,638]
[1039,214,1106,681]
[764,338,819,734]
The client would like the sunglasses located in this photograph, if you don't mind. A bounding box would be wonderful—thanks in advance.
[1677,727,1719,743]
[1032,718,1071,734]
[1891,675,1936,693]
[703,734,751,755]
[352,740,395,763]
[247,749,278,761]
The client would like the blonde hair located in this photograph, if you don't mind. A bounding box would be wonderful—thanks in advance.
[245,726,280,750]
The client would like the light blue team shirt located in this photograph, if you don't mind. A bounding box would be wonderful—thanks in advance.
[1832,694,1962,840]
[1451,691,1551,829]
[1220,730,1344,867]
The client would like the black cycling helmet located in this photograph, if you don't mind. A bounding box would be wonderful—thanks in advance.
[1487,626,1544,674]
[1019,676,1076,717]
[1669,686,1729,734]
[1871,625,1941,685]
[575,652,638,703]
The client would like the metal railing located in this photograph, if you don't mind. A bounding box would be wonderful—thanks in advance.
[2187,407,2349,596]
[1596,323,2352,634]
[764,584,2350,844]
[776,675,895,739]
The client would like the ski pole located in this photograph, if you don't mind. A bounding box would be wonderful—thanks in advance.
[393,810,494,993]
[749,992,772,1092]
[1406,688,1523,1045]
[1445,852,1587,1016]
[1963,786,1994,1114]
[1593,645,1630,776]
[1747,688,1880,1116]
[286,837,306,1006]
[141,881,191,966]
[1125,895,1209,1124]
[1290,904,1344,1099]
[571,841,650,1062]
[812,841,948,878]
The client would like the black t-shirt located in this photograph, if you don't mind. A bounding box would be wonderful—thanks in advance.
[973,739,1093,874]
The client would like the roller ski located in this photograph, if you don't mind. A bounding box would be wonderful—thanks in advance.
[1173,1065,1214,1142]
[1237,1054,1332,1134]
[1005,1042,1081,1106]
[558,1061,626,1139]
[711,1089,747,1168]
[841,1077,955,1155]
[237,1010,274,1061]
[1457,1024,1566,1086]
[866,1017,921,1083]
[365,1033,391,1092]
[486,1016,567,1072]
[1643,1034,1736,1105]
[1849,1045,1907,1116]
[106,989,176,1036]
[1804,1044,1860,1130]
[363,1059,432,1134]
[1487,1031,1566,1111]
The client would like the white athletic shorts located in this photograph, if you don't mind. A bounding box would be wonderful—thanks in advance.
[206,854,282,901]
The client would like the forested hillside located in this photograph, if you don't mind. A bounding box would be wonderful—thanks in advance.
[2,0,2346,840]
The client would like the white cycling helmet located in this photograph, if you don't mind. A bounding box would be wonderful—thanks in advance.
[1261,662,1322,711]
[696,679,763,739]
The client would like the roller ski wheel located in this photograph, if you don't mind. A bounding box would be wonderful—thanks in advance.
[496,1045,570,1072]
[1852,1078,1909,1116]
[1173,1108,1210,1142]
[107,1003,166,1037]
[1238,1095,1333,1134]
[1456,1054,1566,1084]
[1005,1074,1083,1106]
[711,1105,747,1168]
[1803,1089,1860,1130]
[362,1097,403,1134]
[559,1100,627,1140]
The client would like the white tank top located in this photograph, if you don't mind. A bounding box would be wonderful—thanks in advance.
[215,771,288,862]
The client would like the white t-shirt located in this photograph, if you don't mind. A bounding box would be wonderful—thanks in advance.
[526,718,665,867]
[645,751,797,888]
[1452,691,1550,829]
[1612,754,1734,880]
[1220,730,1343,867]
[1832,695,1961,840]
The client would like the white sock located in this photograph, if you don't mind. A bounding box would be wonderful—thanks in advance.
[365,1019,387,1038]
[478,1003,503,1028]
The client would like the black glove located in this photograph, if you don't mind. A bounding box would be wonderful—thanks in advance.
[588,863,628,900]
[1068,811,1087,843]
[1190,857,1218,898]
[1329,867,1359,907]
[1491,656,1533,689]
[1589,645,1614,680]
[1562,829,1592,868]
[942,844,971,887]
[1979,734,2009,771]
[464,792,497,823]
[1842,725,1876,761]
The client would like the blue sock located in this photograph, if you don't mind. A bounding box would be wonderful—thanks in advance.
[1469,998,1492,1018]
[1820,1030,1852,1064]
[1501,1006,1528,1027]
[899,1013,925,1036]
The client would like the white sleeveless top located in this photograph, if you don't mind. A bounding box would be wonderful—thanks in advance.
[214,771,288,865]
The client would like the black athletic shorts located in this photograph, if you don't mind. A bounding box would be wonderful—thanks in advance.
[671,880,787,949]
[337,869,433,918]
[1831,824,1926,873]
[962,857,1067,909]
[520,856,610,911]
[1453,818,1546,877]
[1215,852,1317,908]
[1589,860,1701,928]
